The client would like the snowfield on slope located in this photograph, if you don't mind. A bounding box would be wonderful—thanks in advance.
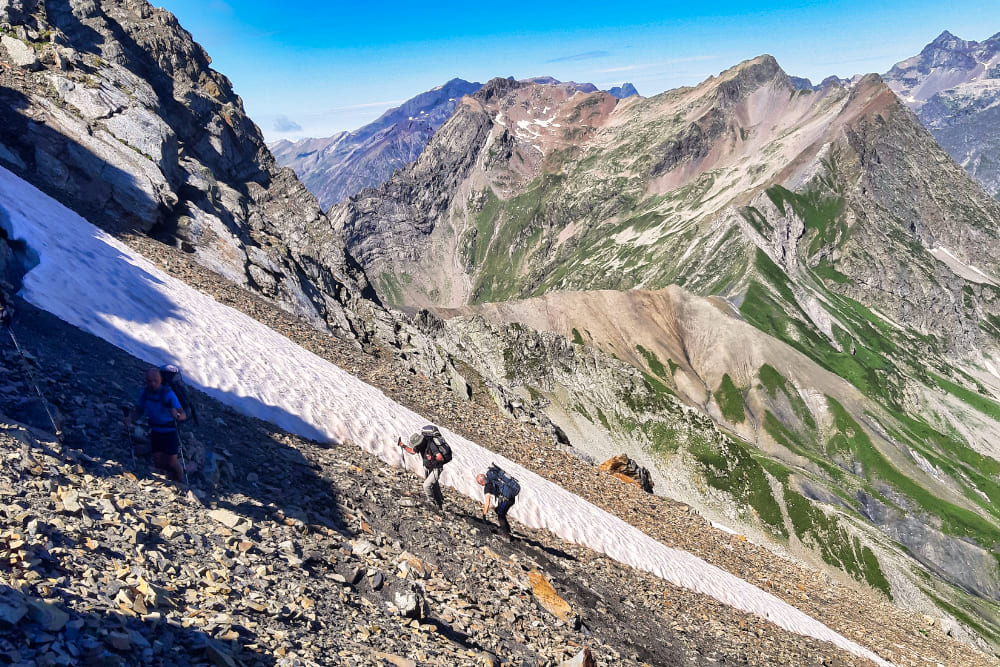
[0,166,889,666]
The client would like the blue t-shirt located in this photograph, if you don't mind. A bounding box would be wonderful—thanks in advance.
[136,387,181,432]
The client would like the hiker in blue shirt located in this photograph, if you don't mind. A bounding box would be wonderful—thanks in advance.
[126,367,186,482]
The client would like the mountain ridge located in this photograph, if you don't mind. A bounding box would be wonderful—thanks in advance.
[271,76,641,210]
[329,50,1000,646]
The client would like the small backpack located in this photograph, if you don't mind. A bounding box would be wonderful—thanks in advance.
[420,424,452,464]
[486,463,520,500]
[159,364,198,425]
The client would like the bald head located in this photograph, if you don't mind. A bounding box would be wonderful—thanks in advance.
[144,367,162,390]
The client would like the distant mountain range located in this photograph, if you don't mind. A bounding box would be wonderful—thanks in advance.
[269,78,483,210]
[271,78,639,209]
[882,30,1000,198]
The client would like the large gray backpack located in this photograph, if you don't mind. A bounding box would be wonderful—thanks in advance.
[420,424,452,464]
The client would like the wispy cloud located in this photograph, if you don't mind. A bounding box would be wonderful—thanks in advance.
[594,55,717,74]
[207,0,234,15]
[273,115,302,132]
[594,63,655,73]
[305,100,406,116]
[546,50,611,63]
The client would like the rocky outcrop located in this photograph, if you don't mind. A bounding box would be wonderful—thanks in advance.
[599,454,654,493]
[0,0,380,342]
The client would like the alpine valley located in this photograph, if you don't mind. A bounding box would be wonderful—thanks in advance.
[2,1,1000,664]
[329,51,1000,648]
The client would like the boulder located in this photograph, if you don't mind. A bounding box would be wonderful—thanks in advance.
[599,454,654,493]
[1,34,40,70]
[527,570,578,627]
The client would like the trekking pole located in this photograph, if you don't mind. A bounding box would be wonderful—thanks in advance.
[6,326,63,442]
[121,407,137,470]
[175,421,188,484]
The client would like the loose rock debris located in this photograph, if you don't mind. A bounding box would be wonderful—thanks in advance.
[0,237,994,667]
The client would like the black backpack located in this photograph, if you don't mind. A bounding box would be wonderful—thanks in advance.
[421,424,453,464]
[486,463,520,500]
[159,364,198,425]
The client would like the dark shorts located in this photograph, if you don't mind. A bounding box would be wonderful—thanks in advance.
[150,430,180,456]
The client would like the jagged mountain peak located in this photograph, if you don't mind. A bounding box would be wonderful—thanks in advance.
[608,82,640,98]
[708,54,793,107]
[476,75,524,102]
[719,54,784,80]
[882,30,1000,197]
[928,29,962,48]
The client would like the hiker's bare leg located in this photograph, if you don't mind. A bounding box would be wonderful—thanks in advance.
[165,454,184,482]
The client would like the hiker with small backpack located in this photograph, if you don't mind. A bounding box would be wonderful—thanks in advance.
[126,367,187,482]
[158,363,198,426]
[477,464,520,538]
[0,288,13,328]
[399,424,453,511]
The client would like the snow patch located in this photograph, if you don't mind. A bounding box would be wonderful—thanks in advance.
[710,521,738,535]
[908,449,941,480]
[0,165,889,667]
[929,246,998,285]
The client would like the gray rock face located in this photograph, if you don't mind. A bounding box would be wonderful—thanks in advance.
[270,78,483,209]
[330,81,498,284]
[1,34,39,70]
[0,0,37,25]
[0,0,381,342]
[832,76,1000,354]
[884,31,1000,197]
[607,82,639,99]
[858,491,1000,600]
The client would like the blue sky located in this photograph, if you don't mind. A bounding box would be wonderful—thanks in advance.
[156,0,1000,142]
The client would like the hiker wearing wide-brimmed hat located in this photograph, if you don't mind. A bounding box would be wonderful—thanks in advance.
[398,424,453,511]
